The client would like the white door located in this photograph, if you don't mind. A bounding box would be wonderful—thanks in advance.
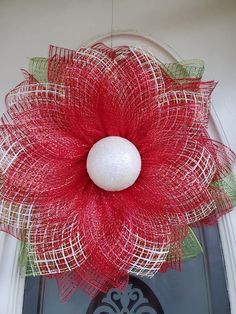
[0,1,236,313]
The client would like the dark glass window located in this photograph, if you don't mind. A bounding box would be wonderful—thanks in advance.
[23,225,230,314]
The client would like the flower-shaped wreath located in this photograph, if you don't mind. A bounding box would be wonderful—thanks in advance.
[0,43,235,302]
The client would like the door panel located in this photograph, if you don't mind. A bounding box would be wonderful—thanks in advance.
[23,226,230,314]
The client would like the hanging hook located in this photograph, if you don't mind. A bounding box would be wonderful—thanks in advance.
[110,0,114,48]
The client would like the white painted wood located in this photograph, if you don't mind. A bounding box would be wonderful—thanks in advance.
[0,233,25,314]
[0,1,235,313]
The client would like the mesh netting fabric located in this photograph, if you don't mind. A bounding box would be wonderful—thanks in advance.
[0,43,235,302]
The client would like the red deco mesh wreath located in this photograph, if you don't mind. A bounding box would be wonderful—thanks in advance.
[0,43,235,302]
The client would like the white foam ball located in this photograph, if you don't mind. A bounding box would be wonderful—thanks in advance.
[86,136,142,191]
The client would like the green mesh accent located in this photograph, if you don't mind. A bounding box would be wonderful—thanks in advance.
[29,57,205,83]
[18,227,202,276]
[211,174,236,205]
[182,228,203,260]
[18,240,27,276]
[29,57,48,83]
[19,241,40,276]
[162,59,205,79]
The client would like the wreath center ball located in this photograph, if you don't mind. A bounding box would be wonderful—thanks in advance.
[0,42,235,303]
[86,136,142,191]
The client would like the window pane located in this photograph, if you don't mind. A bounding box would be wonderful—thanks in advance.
[23,225,230,314]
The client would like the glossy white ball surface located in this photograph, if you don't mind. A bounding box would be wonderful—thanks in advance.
[86,136,142,191]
